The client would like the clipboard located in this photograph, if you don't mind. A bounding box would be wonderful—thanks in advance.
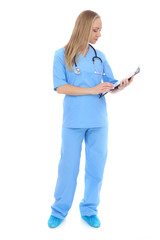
[99,66,140,98]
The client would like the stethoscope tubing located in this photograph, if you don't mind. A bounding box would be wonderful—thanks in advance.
[74,44,103,74]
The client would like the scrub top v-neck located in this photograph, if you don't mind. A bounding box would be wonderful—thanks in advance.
[53,45,115,128]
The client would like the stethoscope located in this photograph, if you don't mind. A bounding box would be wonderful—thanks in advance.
[74,44,106,76]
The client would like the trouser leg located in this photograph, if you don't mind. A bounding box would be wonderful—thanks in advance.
[51,127,85,219]
[79,127,108,216]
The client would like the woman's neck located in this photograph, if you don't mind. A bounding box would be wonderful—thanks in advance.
[81,45,89,57]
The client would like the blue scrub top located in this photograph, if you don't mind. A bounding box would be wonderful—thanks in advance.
[53,45,116,128]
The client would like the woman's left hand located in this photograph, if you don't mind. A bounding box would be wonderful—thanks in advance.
[118,75,134,90]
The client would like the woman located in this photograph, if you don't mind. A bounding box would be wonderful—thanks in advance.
[48,10,134,228]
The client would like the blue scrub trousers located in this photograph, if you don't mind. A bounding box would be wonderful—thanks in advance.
[51,126,108,219]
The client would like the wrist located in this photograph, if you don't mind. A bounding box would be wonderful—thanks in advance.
[90,87,95,95]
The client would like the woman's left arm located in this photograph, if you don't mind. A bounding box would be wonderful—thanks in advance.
[101,51,134,94]
[110,76,134,94]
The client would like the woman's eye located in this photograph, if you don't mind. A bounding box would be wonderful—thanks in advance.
[93,29,101,33]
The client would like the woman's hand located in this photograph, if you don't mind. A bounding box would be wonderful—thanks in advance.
[117,75,134,90]
[91,82,114,95]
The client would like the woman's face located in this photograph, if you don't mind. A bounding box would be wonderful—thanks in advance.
[89,17,102,44]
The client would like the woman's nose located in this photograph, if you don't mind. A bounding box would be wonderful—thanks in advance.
[97,30,101,37]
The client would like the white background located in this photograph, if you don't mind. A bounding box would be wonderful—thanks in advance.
[0,0,160,239]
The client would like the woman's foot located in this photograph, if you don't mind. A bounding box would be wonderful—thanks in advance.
[81,215,101,228]
[48,215,63,228]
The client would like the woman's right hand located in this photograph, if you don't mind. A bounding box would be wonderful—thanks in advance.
[91,82,114,95]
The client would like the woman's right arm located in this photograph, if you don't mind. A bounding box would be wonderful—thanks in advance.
[56,82,114,95]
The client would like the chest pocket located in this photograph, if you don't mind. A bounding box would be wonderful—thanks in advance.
[90,58,104,86]
[90,72,103,86]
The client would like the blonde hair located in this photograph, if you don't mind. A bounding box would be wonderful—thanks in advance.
[64,10,100,71]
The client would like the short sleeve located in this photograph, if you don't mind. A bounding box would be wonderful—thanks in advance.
[53,50,68,91]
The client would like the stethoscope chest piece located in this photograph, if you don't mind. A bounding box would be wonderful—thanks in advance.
[74,67,80,74]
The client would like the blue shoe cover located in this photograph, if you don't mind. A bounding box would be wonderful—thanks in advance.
[81,215,101,228]
[48,215,63,228]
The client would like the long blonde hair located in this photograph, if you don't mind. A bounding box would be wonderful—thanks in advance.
[64,10,100,71]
